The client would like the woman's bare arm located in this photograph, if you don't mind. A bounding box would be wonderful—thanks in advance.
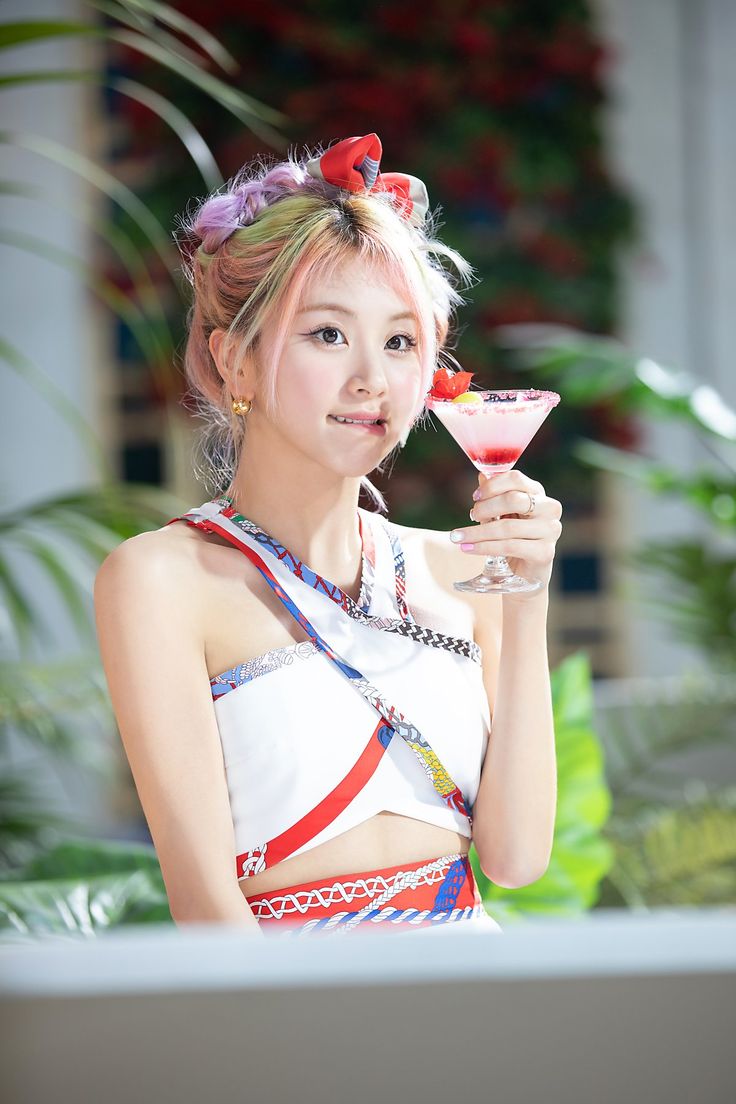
[94,530,262,933]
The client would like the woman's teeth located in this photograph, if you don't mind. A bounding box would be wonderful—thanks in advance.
[331,415,381,425]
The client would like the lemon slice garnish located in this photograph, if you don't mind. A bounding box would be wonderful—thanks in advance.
[451,392,483,404]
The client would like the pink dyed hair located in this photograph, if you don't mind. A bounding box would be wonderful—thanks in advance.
[175,144,474,511]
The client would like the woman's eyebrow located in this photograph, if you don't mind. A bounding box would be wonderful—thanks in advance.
[298,302,416,323]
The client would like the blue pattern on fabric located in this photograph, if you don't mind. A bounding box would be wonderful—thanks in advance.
[432,858,469,911]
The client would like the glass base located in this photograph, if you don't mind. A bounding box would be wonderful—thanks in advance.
[452,556,542,595]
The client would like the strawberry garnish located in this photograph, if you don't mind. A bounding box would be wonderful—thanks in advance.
[429,367,475,400]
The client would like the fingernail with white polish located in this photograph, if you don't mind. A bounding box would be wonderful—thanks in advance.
[450,530,464,543]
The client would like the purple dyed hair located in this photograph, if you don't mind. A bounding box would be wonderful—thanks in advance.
[191,162,314,253]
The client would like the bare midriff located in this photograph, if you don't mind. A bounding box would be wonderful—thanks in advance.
[239,810,470,898]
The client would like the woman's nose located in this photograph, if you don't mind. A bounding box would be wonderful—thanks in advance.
[350,345,389,392]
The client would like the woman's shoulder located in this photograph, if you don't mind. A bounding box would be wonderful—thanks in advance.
[101,513,219,566]
[95,517,228,615]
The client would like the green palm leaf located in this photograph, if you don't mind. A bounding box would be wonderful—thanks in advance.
[0,73,223,189]
[109,0,240,75]
[92,0,229,73]
[0,18,289,146]
[0,485,184,650]
[0,838,172,939]
[499,325,736,443]
[0,227,169,371]
[107,28,288,138]
[111,75,223,189]
[1,337,112,478]
[1,180,176,382]
[0,656,111,761]
[5,531,93,645]
[0,21,97,47]
[0,772,74,876]
[605,792,736,908]
[0,873,171,938]
[0,129,176,277]
[597,672,736,797]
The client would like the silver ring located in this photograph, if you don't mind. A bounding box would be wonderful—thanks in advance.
[518,491,536,517]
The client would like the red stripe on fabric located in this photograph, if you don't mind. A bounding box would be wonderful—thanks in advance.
[167,516,288,589]
[238,716,392,875]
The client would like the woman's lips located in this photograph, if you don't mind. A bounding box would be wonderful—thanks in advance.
[328,415,386,436]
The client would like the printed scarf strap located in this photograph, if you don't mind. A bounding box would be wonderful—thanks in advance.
[364,510,413,623]
[170,511,474,833]
[371,615,481,663]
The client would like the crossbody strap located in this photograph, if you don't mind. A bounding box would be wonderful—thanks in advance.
[167,511,474,836]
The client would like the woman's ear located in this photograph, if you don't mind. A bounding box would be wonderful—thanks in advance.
[209,329,257,397]
[208,328,230,384]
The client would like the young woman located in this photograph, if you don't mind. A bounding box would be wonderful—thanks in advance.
[94,133,562,938]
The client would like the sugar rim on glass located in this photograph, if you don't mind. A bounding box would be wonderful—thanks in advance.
[425,389,561,414]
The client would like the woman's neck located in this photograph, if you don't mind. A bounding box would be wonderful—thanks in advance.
[225,472,365,593]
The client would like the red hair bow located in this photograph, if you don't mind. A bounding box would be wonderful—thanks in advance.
[305,133,429,228]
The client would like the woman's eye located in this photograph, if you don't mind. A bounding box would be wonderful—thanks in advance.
[308,326,344,345]
[387,334,418,352]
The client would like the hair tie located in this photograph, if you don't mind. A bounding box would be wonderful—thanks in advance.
[305,133,430,228]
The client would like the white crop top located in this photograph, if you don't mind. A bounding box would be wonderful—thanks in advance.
[167,496,491,881]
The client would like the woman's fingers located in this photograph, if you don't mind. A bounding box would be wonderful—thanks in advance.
[470,494,562,524]
[459,538,558,562]
[452,518,559,544]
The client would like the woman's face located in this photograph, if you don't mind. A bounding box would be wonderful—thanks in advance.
[253,253,425,478]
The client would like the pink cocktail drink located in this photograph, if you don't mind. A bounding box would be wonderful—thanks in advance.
[425,387,561,594]
[427,390,560,475]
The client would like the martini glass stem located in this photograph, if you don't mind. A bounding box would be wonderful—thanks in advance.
[482,555,516,583]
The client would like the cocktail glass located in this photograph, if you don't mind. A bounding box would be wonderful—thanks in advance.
[426,388,561,593]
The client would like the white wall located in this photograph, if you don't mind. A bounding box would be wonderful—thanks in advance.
[592,0,736,676]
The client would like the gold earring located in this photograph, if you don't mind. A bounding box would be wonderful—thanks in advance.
[231,397,252,416]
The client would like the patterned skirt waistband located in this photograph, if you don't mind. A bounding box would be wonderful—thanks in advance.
[243,851,499,937]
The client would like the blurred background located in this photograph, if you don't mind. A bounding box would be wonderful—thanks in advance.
[1,0,734,936]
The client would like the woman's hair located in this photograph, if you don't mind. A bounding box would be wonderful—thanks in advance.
[174,143,475,513]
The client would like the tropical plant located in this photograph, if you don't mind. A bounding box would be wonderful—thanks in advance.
[0,837,171,942]
[0,485,181,875]
[593,671,736,909]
